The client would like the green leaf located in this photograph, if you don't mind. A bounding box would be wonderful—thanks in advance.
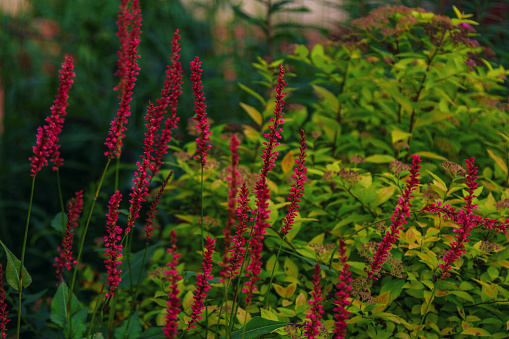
[225,317,290,339]
[312,85,339,113]
[64,307,87,339]
[372,186,395,208]
[238,82,266,106]
[50,282,82,328]
[118,245,157,289]
[414,111,455,129]
[391,129,412,144]
[240,102,263,127]
[114,310,142,339]
[140,327,165,339]
[365,154,396,163]
[51,212,67,233]
[415,151,447,161]
[461,328,492,336]
[487,149,508,176]
[310,44,325,69]
[450,290,475,303]
[0,240,32,290]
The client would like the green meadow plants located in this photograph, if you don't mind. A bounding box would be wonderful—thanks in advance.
[1,2,509,339]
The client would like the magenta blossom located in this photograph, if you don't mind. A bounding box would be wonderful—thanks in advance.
[305,263,324,338]
[164,230,182,338]
[333,239,353,338]
[104,191,123,298]
[190,57,212,167]
[223,135,241,259]
[29,55,75,176]
[0,264,9,339]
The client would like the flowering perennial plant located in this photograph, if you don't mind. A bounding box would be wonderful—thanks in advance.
[243,64,287,306]
[152,29,183,176]
[104,191,124,298]
[54,190,84,283]
[368,154,421,279]
[305,263,324,338]
[164,230,182,338]
[281,129,307,236]
[144,171,173,243]
[0,264,8,339]
[190,57,212,167]
[105,0,142,159]
[188,236,216,329]
[333,239,352,339]
[29,55,75,176]
[223,135,241,258]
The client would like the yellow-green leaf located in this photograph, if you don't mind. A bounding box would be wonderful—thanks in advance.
[460,328,491,336]
[284,257,299,278]
[243,125,260,142]
[286,283,297,298]
[487,149,508,176]
[312,85,339,112]
[415,151,447,161]
[281,150,294,174]
[240,102,263,126]
[391,129,412,144]
[373,186,395,207]
[273,284,286,298]
[365,154,396,164]
[260,308,279,321]
[0,240,32,290]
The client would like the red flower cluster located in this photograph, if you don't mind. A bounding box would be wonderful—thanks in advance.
[281,129,307,236]
[164,230,182,338]
[223,135,241,258]
[104,191,124,298]
[105,0,142,159]
[190,57,212,167]
[0,264,9,339]
[368,154,421,279]
[29,55,75,176]
[188,236,216,329]
[333,239,353,338]
[54,190,84,284]
[144,171,173,243]
[305,263,324,338]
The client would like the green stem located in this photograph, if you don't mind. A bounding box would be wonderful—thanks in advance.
[199,164,208,338]
[17,175,36,339]
[264,238,283,309]
[56,169,66,233]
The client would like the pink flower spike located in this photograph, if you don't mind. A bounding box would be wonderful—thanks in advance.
[164,230,182,338]
[0,264,10,339]
[144,171,173,243]
[105,0,142,159]
[190,57,212,167]
[104,191,123,298]
[54,190,84,284]
[333,239,352,339]
[281,129,307,236]
[188,236,216,329]
[368,155,421,279]
[305,263,324,339]
[29,55,75,176]
[152,29,183,176]
[223,135,241,260]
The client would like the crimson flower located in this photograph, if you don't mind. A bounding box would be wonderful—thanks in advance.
[281,129,307,236]
[105,0,142,159]
[188,236,216,329]
[152,29,183,176]
[305,263,324,339]
[223,135,241,259]
[164,230,182,338]
[190,57,212,167]
[54,190,84,284]
[104,191,123,298]
[29,55,75,176]
[333,239,353,339]
[0,264,9,339]
[368,154,421,279]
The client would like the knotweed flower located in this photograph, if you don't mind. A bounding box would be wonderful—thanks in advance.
[244,64,287,306]
[188,236,216,329]
[164,230,182,338]
[144,171,173,243]
[223,135,241,258]
[281,129,307,236]
[105,0,142,159]
[220,183,251,283]
[435,158,478,280]
[0,264,9,339]
[29,55,75,176]
[368,155,421,279]
[305,263,324,339]
[333,239,352,339]
[190,57,212,167]
[54,190,84,284]
[153,29,183,176]
[104,191,123,298]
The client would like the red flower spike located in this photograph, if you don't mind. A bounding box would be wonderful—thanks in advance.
[333,239,353,338]
[368,155,421,279]
[223,135,241,259]
[54,190,84,284]
[243,64,287,306]
[144,171,173,243]
[152,29,183,176]
[164,230,182,338]
[188,236,216,329]
[0,264,10,339]
[105,0,142,159]
[281,129,307,236]
[104,191,123,298]
[29,55,75,176]
[435,157,479,280]
[305,263,324,338]
[190,57,212,167]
